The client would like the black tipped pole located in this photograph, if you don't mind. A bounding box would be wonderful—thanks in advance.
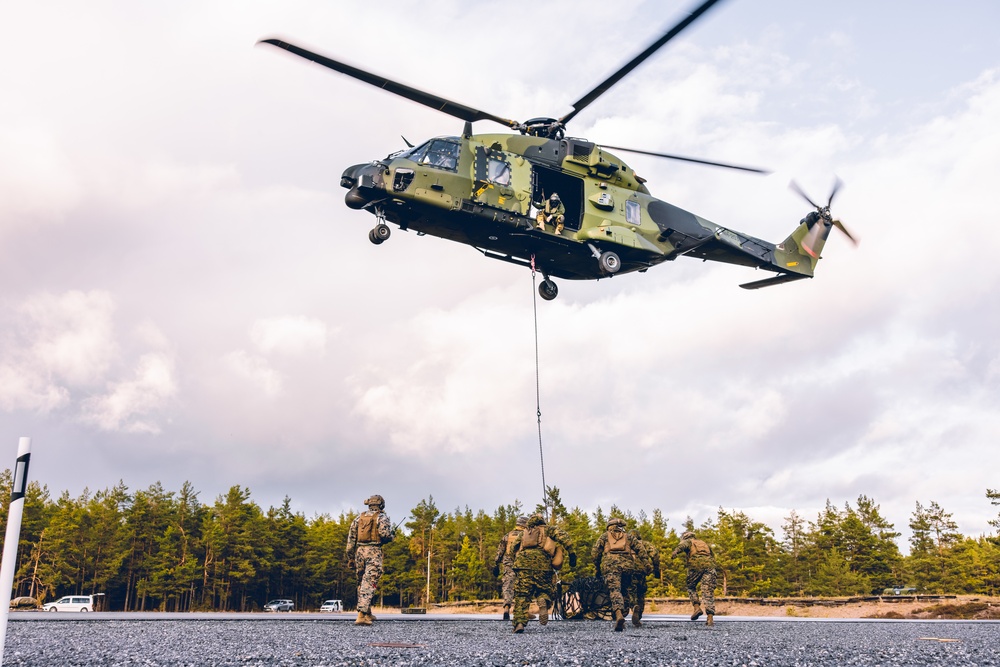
[0,437,32,660]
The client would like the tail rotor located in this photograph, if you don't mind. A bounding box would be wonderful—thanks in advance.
[790,178,857,258]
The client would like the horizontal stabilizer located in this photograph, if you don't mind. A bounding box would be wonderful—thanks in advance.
[739,273,810,290]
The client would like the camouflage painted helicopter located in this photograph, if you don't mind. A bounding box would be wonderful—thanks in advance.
[261,0,854,301]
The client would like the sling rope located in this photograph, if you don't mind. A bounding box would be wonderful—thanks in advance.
[529,255,548,517]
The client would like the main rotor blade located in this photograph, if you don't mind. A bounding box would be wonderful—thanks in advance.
[260,39,520,129]
[600,144,770,174]
[832,219,858,245]
[559,0,726,126]
[827,176,843,207]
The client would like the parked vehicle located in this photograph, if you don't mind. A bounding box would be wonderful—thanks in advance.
[264,599,294,612]
[43,595,95,612]
[319,600,343,612]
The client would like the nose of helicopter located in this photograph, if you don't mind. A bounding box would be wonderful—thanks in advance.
[341,162,385,209]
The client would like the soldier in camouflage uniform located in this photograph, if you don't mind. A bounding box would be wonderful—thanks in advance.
[345,494,395,626]
[592,518,643,632]
[626,530,660,627]
[508,514,575,633]
[493,515,528,621]
[671,530,717,626]
[535,193,565,233]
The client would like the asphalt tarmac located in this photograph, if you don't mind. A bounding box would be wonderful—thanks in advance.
[4,613,998,666]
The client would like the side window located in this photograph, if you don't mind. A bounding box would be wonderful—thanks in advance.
[625,200,641,226]
[487,157,511,186]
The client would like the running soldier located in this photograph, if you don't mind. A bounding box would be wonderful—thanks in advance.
[493,515,528,621]
[592,517,642,631]
[345,494,395,626]
[627,530,660,627]
[509,514,576,634]
[670,530,717,626]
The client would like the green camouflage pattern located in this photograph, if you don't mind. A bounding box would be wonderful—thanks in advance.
[592,529,642,614]
[493,527,524,607]
[508,517,575,627]
[671,536,717,615]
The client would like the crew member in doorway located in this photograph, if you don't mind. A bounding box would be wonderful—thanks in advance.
[536,193,565,234]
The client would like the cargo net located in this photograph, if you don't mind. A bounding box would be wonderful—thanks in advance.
[557,576,613,620]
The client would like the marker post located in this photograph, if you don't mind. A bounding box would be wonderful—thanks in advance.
[0,437,31,662]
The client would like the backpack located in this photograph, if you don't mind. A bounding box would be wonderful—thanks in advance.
[690,538,712,557]
[357,511,380,543]
[605,528,629,554]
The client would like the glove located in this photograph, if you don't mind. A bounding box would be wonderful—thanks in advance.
[492,565,500,578]
[569,552,577,568]
[347,559,355,569]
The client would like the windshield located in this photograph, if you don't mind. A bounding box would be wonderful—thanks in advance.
[400,138,460,171]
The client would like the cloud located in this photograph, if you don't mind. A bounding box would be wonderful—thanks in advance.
[249,316,329,356]
[223,350,283,398]
[79,353,177,433]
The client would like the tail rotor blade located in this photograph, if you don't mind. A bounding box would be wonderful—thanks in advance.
[789,180,821,210]
[832,219,858,245]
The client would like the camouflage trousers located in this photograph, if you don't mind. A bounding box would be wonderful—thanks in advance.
[599,555,634,613]
[501,561,516,607]
[624,570,648,614]
[686,566,716,615]
[512,566,553,626]
[354,545,383,613]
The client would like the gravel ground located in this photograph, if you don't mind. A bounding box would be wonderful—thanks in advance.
[4,617,999,667]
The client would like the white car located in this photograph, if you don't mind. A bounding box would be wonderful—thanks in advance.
[44,595,94,612]
[319,600,343,612]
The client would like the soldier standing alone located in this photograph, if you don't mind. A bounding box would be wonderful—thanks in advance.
[670,530,717,626]
[345,494,395,626]
[592,517,642,632]
[493,515,528,621]
[509,514,576,634]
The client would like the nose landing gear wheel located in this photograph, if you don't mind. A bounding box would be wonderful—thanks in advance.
[539,279,559,301]
[599,251,620,274]
[369,223,391,245]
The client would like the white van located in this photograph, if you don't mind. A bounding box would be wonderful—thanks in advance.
[44,595,95,612]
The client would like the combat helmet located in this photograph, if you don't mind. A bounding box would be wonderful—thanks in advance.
[364,494,385,510]
[515,515,528,528]
[607,517,626,529]
[549,193,561,203]
[527,514,546,527]
[681,530,696,539]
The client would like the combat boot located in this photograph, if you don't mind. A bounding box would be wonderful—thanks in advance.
[690,606,703,621]
[632,607,642,627]
[555,222,564,234]
[367,611,377,621]
[706,614,714,627]
[513,623,525,634]
[354,611,371,626]
[502,605,510,621]
[538,602,548,626]
[613,609,626,632]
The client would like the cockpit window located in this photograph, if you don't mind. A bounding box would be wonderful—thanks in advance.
[402,139,460,171]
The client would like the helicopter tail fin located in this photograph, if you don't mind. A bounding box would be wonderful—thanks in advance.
[738,214,828,290]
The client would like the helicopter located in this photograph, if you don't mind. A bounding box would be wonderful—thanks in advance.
[260,0,854,301]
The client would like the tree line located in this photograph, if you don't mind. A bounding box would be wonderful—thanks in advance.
[1,473,998,611]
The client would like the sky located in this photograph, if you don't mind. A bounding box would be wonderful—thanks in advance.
[2,1,999,549]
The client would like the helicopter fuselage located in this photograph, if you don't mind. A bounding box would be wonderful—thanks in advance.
[341,132,806,285]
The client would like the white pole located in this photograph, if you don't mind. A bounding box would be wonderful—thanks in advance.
[0,437,31,662]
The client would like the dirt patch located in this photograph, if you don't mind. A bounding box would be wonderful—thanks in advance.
[867,601,1000,621]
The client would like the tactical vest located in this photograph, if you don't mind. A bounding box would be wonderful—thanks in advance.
[605,528,629,554]
[690,538,712,557]
[520,525,544,549]
[504,529,521,558]
[357,511,380,544]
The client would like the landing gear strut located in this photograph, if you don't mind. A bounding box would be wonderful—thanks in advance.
[599,250,621,274]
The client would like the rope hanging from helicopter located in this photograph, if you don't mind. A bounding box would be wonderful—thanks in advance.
[530,255,549,516]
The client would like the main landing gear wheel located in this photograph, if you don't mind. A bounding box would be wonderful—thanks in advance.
[539,279,559,301]
[369,223,391,245]
[599,251,621,274]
